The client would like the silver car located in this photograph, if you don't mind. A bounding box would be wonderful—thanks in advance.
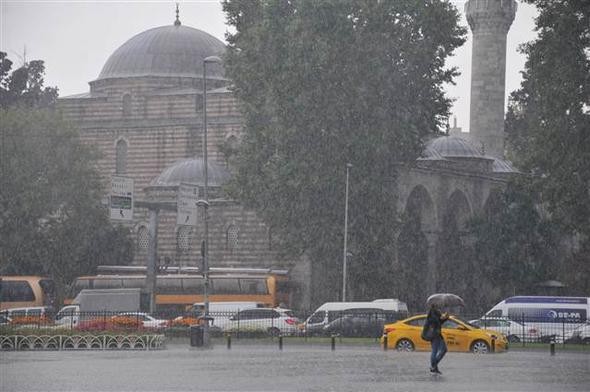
[470,318,541,343]
[223,308,300,336]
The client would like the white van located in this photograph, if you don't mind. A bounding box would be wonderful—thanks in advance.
[190,301,264,330]
[484,296,590,342]
[303,299,408,335]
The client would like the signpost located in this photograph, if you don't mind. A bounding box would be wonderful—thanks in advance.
[177,183,199,226]
[110,176,134,221]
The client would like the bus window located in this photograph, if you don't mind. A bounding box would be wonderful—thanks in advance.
[182,277,204,293]
[1,280,35,302]
[93,278,122,289]
[212,278,241,294]
[157,277,182,293]
[121,278,146,289]
[239,279,267,294]
[0,276,56,310]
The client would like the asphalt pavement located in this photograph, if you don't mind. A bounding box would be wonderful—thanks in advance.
[1,342,589,391]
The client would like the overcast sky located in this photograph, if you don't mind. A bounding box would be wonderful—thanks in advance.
[1,0,538,133]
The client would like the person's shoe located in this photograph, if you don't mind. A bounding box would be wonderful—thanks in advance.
[434,367,442,375]
[430,367,437,373]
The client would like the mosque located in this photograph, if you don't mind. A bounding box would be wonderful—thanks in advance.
[58,0,519,310]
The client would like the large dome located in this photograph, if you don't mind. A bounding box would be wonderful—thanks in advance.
[97,24,225,81]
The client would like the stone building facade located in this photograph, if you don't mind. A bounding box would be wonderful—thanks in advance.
[58,1,517,310]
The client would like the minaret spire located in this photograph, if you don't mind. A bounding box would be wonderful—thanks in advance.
[174,3,181,26]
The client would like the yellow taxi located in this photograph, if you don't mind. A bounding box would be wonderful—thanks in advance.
[381,314,507,353]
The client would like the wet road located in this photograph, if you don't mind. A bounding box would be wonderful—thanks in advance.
[1,342,589,391]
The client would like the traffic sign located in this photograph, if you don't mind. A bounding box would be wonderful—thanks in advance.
[177,183,199,226]
[110,176,134,220]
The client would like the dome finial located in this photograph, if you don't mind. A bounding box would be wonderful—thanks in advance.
[174,3,181,26]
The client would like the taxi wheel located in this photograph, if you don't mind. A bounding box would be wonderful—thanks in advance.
[395,338,415,352]
[471,340,490,354]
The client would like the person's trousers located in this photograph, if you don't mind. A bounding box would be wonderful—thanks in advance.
[430,335,447,368]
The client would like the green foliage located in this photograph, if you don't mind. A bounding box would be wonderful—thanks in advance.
[0,108,134,291]
[469,183,560,309]
[506,1,589,236]
[222,0,466,302]
[0,53,133,294]
[505,0,589,294]
[0,52,58,109]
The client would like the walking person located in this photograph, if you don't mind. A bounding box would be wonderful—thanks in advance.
[426,303,449,374]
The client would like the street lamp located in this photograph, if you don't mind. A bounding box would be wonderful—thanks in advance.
[342,163,352,302]
[201,55,222,346]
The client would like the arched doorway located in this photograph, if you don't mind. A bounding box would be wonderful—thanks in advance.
[397,185,436,311]
[436,189,474,307]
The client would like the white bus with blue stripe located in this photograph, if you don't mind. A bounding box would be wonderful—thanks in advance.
[484,296,589,342]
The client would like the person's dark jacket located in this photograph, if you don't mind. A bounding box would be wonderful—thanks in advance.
[426,308,448,338]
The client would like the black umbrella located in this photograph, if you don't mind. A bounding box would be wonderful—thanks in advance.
[426,293,465,307]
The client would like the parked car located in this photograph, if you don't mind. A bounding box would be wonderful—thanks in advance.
[0,314,11,325]
[223,308,300,336]
[469,317,541,343]
[565,323,590,345]
[112,312,168,329]
[381,314,508,354]
[322,312,395,338]
[0,306,52,326]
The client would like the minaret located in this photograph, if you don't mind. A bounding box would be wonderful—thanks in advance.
[465,0,517,159]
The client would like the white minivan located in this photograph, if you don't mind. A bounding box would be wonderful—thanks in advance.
[303,299,408,335]
[483,296,590,342]
[190,301,264,330]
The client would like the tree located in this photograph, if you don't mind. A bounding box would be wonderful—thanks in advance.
[222,0,466,303]
[505,1,589,293]
[0,52,58,108]
[469,183,560,312]
[0,54,133,296]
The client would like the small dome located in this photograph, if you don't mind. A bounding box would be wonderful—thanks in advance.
[151,158,230,187]
[97,24,225,81]
[492,158,518,173]
[426,136,483,158]
[418,145,446,161]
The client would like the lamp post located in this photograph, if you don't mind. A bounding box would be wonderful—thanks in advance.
[342,163,352,302]
[201,55,222,346]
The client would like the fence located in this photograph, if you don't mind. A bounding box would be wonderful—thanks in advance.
[1,309,588,345]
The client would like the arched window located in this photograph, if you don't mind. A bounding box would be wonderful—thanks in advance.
[226,224,239,251]
[137,225,149,250]
[116,138,128,174]
[176,226,193,252]
[122,94,132,117]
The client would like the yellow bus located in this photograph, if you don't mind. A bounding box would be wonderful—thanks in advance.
[0,276,56,310]
[66,267,291,313]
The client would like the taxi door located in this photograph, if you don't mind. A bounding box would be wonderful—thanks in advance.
[441,319,471,351]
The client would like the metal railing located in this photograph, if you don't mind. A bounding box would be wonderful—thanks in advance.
[1,309,588,345]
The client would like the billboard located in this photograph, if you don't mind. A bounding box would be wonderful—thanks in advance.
[177,183,199,226]
[110,176,134,220]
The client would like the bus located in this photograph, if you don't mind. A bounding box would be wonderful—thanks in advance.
[65,267,291,313]
[0,276,56,311]
[483,296,590,342]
